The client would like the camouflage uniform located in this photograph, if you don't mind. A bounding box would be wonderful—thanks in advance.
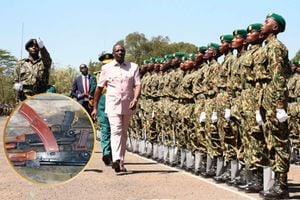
[261,35,290,173]
[14,47,52,101]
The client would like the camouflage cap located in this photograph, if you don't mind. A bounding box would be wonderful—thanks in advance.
[233,29,248,38]
[266,13,286,32]
[220,34,234,43]
[25,38,38,50]
[197,46,208,54]
[247,23,263,33]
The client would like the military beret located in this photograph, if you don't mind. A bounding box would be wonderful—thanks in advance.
[98,53,114,63]
[188,53,195,60]
[207,43,220,51]
[25,38,38,50]
[173,52,186,58]
[197,46,208,54]
[292,60,300,65]
[233,29,248,38]
[220,34,234,43]
[164,54,174,59]
[143,59,150,64]
[181,55,188,61]
[266,13,286,32]
[155,57,165,63]
[247,23,263,32]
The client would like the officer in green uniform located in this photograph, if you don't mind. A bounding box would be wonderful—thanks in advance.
[14,38,52,101]
[97,53,114,165]
[259,13,291,199]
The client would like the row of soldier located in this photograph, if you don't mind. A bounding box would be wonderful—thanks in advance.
[127,13,299,199]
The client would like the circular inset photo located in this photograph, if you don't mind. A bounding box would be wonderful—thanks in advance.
[4,93,95,184]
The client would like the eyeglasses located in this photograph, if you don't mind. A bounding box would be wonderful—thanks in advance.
[114,49,125,52]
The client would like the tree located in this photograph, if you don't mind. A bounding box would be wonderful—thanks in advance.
[0,49,17,103]
[50,66,78,94]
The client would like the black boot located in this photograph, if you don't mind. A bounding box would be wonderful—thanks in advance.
[238,169,253,191]
[245,169,263,193]
[259,172,289,199]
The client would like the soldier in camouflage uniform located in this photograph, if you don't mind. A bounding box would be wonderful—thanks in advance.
[14,38,52,101]
[192,46,209,174]
[177,53,197,171]
[201,43,222,177]
[259,13,291,199]
[226,29,248,186]
[288,60,300,165]
[214,34,236,183]
[238,23,268,193]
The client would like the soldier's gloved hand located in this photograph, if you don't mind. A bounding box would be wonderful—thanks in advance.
[224,108,231,122]
[37,38,44,48]
[13,82,23,91]
[211,111,218,123]
[276,108,289,123]
[255,110,263,126]
[199,112,206,123]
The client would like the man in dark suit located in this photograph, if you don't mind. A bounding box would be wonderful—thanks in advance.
[71,64,96,115]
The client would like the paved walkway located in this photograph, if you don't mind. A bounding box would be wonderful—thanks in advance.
[1,116,300,200]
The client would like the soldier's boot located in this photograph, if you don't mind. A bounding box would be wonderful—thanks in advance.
[201,155,216,178]
[226,159,239,185]
[199,154,207,174]
[194,151,201,175]
[146,141,153,158]
[233,165,247,188]
[245,168,263,193]
[178,149,186,169]
[152,143,158,160]
[185,150,194,172]
[158,143,164,163]
[238,169,253,190]
[213,157,226,183]
[259,172,289,199]
[163,145,169,165]
[220,162,231,182]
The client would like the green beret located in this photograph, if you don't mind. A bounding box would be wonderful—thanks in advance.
[181,55,188,61]
[292,60,300,65]
[266,13,286,32]
[143,59,150,64]
[233,29,248,38]
[247,23,263,32]
[188,53,195,60]
[155,57,165,63]
[220,34,234,43]
[164,54,174,59]
[173,52,186,58]
[98,53,114,62]
[207,43,220,51]
[149,57,156,63]
[25,38,38,50]
[197,46,208,54]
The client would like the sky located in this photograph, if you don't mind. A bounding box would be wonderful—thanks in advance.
[1,0,299,69]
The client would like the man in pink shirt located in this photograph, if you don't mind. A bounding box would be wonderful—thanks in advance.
[92,44,141,173]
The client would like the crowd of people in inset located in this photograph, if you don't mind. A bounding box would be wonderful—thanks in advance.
[127,13,300,200]
[12,11,300,200]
